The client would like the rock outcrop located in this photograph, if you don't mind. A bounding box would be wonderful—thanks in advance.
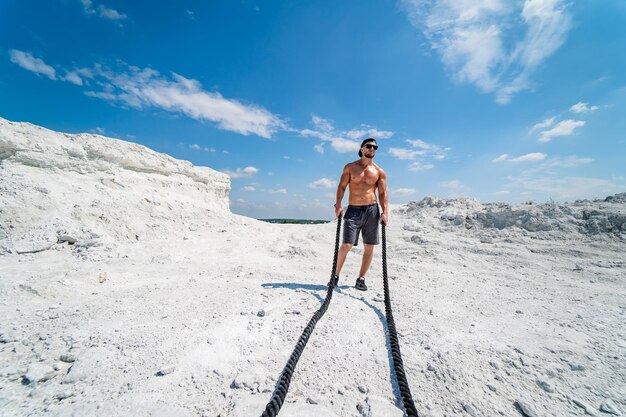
[0,117,231,253]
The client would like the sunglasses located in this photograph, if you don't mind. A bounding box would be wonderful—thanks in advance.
[364,144,378,150]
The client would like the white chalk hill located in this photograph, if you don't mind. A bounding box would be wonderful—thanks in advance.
[0,117,230,254]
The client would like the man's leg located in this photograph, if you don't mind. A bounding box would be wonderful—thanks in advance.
[358,244,375,278]
[335,243,353,277]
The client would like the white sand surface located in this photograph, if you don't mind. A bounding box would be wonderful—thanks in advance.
[1,117,625,417]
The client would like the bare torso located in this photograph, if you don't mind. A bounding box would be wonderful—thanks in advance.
[347,161,382,205]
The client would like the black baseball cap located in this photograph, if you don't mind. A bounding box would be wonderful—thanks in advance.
[358,138,377,157]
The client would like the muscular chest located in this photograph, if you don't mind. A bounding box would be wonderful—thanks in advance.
[350,166,378,187]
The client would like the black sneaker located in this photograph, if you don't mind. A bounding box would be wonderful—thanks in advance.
[355,277,368,291]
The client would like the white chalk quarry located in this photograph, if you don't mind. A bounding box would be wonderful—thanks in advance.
[0,117,625,416]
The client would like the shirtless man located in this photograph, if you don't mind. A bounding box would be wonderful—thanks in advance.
[333,138,388,291]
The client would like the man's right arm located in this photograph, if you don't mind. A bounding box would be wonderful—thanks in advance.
[335,164,350,217]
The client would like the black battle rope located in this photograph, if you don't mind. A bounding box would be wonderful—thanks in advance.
[260,214,342,417]
[382,223,419,416]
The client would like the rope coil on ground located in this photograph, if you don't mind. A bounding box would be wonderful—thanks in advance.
[260,214,342,417]
[382,223,420,416]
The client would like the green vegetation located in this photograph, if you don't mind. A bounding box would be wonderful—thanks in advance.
[258,219,330,224]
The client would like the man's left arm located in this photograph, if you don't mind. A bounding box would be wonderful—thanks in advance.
[378,169,388,225]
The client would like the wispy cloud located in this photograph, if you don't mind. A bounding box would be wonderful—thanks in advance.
[531,116,555,132]
[409,162,434,171]
[401,0,572,103]
[81,0,127,21]
[540,156,593,169]
[439,180,463,189]
[493,152,546,163]
[9,54,286,138]
[507,175,624,200]
[264,188,288,194]
[390,188,416,197]
[300,115,393,153]
[389,147,425,160]
[389,138,450,172]
[501,154,604,199]
[570,102,599,113]
[82,64,285,138]
[188,144,217,153]
[308,178,338,189]
[9,50,56,80]
[345,126,393,140]
[222,166,259,178]
[389,139,449,161]
[512,155,594,179]
[63,71,83,85]
[539,119,585,143]
[241,186,256,192]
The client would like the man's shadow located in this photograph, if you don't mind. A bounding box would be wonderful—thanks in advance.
[261,280,405,414]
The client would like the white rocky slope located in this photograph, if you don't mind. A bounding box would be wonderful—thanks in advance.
[0,116,231,254]
[0,118,625,417]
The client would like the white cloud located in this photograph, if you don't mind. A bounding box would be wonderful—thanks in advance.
[204,147,216,152]
[189,144,201,150]
[75,67,95,79]
[390,188,416,197]
[222,166,259,178]
[494,190,511,195]
[542,156,593,168]
[539,119,585,142]
[511,152,546,162]
[9,50,57,80]
[531,116,555,132]
[493,152,546,163]
[406,139,441,150]
[402,0,572,103]
[345,126,394,140]
[314,143,324,153]
[570,102,599,113]
[329,137,361,153]
[265,188,288,194]
[309,178,338,189]
[241,186,256,192]
[492,154,510,163]
[439,180,463,189]
[63,71,83,86]
[389,147,426,160]
[409,162,434,171]
[81,0,127,20]
[82,65,284,138]
[97,5,127,20]
[389,139,450,165]
[507,175,625,199]
[301,115,392,154]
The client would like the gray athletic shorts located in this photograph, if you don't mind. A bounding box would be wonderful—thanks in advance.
[343,204,380,246]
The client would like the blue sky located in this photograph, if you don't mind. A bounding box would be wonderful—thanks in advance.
[1,0,625,219]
